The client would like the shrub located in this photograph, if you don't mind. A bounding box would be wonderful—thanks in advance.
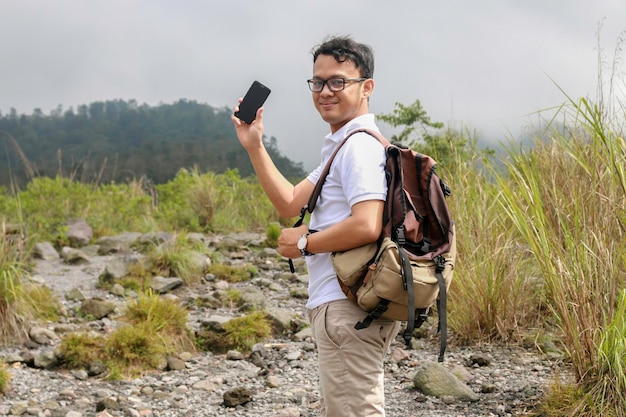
[155,168,281,233]
[11,176,154,244]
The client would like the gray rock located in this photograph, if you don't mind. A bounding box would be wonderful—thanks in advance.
[96,397,119,411]
[33,241,60,260]
[258,247,280,258]
[265,306,297,335]
[9,401,29,416]
[469,353,492,367]
[67,218,93,247]
[277,407,300,417]
[188,251,211,274]
[110,283,126,297]
[238,286,267,311]
[29,326,61,345]
[61,247,89,265]
[96,232,141,254]
[167,356,186,371]
[186,232,207,245]
[266,375,281,388]
[71,369,89,381]
[413,361,479,402]
[80,298,115,319]
[223,386,253,407]
[293,327,313,342]
[101,257,132,280]
[150,276,183,294]
[202,314,231,331]
[140,231,173,245]
[226,350,245,360]
[192,378,222,393]
[88,361,107,376]
[33,348,58,369]
[66,287,86,301]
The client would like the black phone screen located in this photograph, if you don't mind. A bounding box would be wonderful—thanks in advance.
[234,81,271,124]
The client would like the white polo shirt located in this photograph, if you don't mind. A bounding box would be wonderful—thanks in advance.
[304,113,387,310]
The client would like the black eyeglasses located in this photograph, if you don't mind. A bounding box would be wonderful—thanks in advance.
[307,77,367,92]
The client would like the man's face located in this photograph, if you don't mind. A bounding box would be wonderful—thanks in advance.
[311,54,373,133]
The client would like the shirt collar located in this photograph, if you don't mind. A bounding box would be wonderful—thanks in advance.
[325,114,378,143]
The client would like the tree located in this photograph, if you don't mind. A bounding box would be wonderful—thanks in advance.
[377,99,472,169]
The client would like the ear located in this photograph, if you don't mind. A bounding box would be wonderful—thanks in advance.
[362,78,375,98]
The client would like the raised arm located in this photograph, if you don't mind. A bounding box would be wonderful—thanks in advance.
[231,104,313,218]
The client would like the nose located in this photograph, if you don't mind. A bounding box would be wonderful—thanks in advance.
[320,82,334,95]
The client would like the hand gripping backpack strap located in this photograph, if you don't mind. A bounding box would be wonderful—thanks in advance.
[288,130,371,273]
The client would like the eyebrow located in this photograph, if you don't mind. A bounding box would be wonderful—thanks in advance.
[310,73,351,80]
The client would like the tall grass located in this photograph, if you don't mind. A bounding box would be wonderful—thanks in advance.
[491,95,625,415]
[0,227,60,346]
[446,139,544,344]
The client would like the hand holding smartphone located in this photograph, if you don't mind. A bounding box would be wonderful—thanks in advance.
[234,81,271,124]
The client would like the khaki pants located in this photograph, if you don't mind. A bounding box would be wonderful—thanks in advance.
[307,299,400,417]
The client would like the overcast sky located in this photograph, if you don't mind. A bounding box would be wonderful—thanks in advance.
[1,1,624,170]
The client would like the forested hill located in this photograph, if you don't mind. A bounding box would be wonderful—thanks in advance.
[0,99,305,187]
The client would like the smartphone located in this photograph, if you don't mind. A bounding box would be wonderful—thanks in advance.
[234,80,271,124]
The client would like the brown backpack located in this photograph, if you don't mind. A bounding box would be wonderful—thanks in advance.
[290,128,456,361]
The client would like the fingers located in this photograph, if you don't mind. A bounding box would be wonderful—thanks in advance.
[254,107,264,123]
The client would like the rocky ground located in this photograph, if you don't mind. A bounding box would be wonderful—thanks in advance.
[0,230,574,417]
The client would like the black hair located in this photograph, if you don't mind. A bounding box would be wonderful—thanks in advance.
[311,35,374,79]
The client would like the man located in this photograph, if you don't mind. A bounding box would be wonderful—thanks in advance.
[232,35,400,417]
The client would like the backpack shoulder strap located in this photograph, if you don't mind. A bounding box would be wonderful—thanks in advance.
[305,128,388,213]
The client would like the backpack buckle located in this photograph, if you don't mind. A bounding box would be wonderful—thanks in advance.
[434,255,446,271]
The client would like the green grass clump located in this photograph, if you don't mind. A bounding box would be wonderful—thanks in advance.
[208,263,255,283]
[59,291,195,379]
[59,332,106,368]
[142,233,210,285]
[265,222,281,247]
[124,291,195,353]
[196,311,272,353]
[222,288,242,308]
[223,311,272,351]
[0,362,11,394]
[104,322,167,378]
[1,231,61,346]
